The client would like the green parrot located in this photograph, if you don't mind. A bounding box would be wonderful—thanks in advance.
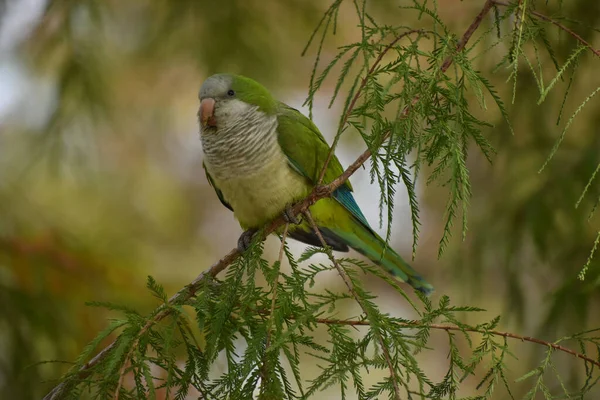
[198,73,434,295]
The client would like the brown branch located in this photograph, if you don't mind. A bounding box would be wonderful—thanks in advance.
[44,2,513,398]
[303,210,403,400]
[440,0,495,71]
[312,317,600,368]
[43,248,239,400]
[114,321,152,400]
[266,223,289,348]
[259,223,290,395]
[492,0,600,58]
[319,0,496,187]
[323,0,497,192]
[316,28,426,185]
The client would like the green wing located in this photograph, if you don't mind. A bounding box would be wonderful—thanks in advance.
[277,104,434,295]
[203,102,371,230]
[203,162,233,212]
[276,103,350,189]
[276,103,370,229]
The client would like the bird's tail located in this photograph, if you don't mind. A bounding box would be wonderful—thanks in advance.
[332,224,434,296]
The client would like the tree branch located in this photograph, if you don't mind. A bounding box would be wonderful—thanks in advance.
[43,2,519,398]
[303,209,403,400]
[44,249,239,400]
[440,0,495,71]
[492,0,600,58]
[325,0,498,192]
[259,223,290,395]
[312,317,600,368]
[316,28,426,185]
[266,223,289,349]
[315,0,495,187]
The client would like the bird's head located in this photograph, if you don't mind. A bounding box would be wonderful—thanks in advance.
[198,74,278,134]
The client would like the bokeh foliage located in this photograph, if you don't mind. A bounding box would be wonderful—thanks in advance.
[0,0,600,399]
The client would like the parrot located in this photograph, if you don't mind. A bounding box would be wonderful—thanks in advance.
[198,73,434,295]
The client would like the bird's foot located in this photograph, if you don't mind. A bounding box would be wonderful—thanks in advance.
[282,204,302,225]
[237,229,258,252]
[206,277,222,292]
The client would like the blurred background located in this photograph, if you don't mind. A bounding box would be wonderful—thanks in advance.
[1,0,599,398]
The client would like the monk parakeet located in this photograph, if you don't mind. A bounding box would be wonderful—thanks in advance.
[198,73,433,295]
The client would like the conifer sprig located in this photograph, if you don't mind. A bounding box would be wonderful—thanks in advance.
[43,1,600,399]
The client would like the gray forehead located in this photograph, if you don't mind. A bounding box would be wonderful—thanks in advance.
[199,74,233,99]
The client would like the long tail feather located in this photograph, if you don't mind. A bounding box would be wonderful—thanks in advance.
[331,225,434,296]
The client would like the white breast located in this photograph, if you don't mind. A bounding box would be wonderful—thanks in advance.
[212,151,309,229]
[201,99,310,229]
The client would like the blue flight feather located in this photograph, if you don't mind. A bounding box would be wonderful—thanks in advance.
[332,186,371,229]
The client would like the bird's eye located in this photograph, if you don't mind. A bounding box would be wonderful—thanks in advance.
[227,89,235,97]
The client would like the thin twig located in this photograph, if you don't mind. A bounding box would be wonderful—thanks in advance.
[114,356,128,398]
[266,223,289,348]
[251,307,600,369]
[316,28,425,185]
[440,0,495,71]
[303,209,403,400]
[492,0,600,57]
[259,223,290,395]
[44,248,239,400]
[302,210,359,300]
[325,0,497,193]
[311,317,600,368]
[318,0,496,187]
[114,322,153,399]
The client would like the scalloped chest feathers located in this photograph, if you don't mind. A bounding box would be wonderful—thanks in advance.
[201,103,310,229]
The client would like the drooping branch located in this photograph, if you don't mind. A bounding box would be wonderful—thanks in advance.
[249,307,600,370]
[44,248,239,400]
[311,317,600,368]
[259,223,290,396]
[316,28,426,185]
[440,0,496,71]
[318,0,498,185]
[303,210,403,399]
[492,0,600,58]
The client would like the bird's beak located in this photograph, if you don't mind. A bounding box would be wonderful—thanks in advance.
[199,98,217,129]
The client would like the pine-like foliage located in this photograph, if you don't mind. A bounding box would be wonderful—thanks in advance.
[43,1,600,399]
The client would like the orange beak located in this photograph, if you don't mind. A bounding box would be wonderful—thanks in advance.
[199,98,217,129]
